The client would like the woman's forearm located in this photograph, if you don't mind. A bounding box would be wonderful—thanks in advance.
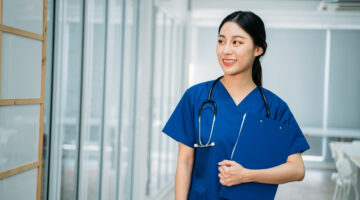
[219,153,306,186]
[248,161,305,185]
[175,161,193,200]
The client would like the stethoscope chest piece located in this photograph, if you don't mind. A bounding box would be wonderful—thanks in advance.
[194,142,215,148]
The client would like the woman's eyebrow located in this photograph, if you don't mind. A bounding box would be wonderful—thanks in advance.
[233,35,246,39]
[218,34,246,39]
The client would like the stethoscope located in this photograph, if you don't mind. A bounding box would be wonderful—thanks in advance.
[194,76,270,148]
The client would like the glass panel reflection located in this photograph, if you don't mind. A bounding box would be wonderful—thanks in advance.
[150,9,164,193]
[78,0,106,199]
[100,0,124,199]
[149,11,187,197]
[51,0,84,199]
[159,16,172,189]
[116,0,138,199]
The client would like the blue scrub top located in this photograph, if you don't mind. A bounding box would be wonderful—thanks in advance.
[162,79,310,200]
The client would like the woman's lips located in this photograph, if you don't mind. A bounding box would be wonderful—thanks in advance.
[223,59,236,66]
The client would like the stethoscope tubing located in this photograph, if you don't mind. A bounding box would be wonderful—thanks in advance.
[194,76,270,148]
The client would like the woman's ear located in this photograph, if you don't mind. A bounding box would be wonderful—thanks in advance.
[254,46,264,57]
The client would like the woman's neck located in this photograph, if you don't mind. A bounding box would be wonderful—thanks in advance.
[221,72,256,92]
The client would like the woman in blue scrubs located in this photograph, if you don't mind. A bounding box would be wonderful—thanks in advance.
[162,11,310,200]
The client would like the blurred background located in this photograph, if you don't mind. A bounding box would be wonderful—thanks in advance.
[0,0,359,200]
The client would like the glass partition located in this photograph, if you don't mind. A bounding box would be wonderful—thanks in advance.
[0,168,38,200]
[148,9,187,197]
[0,0,47,198]
[150,9,165,193]
[77,0,107,199]
[49,0,84,199]
[3,0,43,34]
[100,0,124,199]
[0,105,40,172]
[1,33,42,99]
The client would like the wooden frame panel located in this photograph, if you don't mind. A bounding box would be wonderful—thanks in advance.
[0,0,2,23]
[0,0,2,98]
[0,162,39,180]
[0,31,2,98]
[0,98,41,105]
[37,0,47,199]
[0,24,43,41]
[0,0,47,199]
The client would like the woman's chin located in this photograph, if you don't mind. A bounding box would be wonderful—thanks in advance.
[221,68,240,76]
[221,64,250,76]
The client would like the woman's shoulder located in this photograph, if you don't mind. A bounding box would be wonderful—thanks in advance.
[260,87,288,108]
[259,87,296,124]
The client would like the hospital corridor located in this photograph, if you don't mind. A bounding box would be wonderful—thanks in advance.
[0,0,360,200]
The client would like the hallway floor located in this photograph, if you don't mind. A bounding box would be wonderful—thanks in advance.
[162,168,336,200]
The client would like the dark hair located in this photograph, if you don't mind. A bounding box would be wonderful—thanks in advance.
[218,11,267,86]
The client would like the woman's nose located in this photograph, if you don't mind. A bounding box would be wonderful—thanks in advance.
[223,43,232,54]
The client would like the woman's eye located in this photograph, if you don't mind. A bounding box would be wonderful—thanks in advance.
[218,39,224,44]
[233,41,241,45]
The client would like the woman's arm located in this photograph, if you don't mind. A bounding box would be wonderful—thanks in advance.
[248,153,305,184]
[175,143,195,200]
[218,153,305,186]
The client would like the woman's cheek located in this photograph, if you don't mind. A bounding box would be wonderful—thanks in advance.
[216,46,222,58]
[235,48,252,63]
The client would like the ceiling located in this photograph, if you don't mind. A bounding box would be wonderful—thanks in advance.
[191,0,322,12]
[190,0,360,28]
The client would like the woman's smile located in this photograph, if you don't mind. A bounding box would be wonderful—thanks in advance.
[223,59,237,66]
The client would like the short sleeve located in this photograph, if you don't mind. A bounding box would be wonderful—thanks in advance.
[278,104,310,155]
[162,89,196,148]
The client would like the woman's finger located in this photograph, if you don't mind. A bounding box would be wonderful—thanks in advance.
[218,173,224,180]
[221,165,229,174]
[219,178,225,185]
[218,166,225,176]
[219,160,232,167]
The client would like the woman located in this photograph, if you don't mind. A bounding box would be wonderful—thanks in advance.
[162,11,310,200]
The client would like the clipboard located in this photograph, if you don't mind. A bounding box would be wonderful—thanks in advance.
[219,112,298,200]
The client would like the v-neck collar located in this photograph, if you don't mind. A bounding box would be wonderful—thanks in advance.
[217,79,258,108]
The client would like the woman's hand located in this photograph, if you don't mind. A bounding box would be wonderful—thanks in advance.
[218,160,252,186]
[218,153,305,186]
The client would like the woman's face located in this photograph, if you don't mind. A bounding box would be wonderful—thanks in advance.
[216,22,263,76]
